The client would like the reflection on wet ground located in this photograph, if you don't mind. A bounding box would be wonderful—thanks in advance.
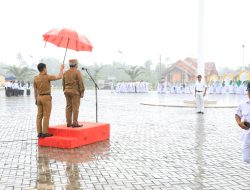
[38,140,110,164]
[0,90,250,189]
[193,115,205,189]
[37,141,110,189]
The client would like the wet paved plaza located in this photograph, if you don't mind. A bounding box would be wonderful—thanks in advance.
[0,89,250,189]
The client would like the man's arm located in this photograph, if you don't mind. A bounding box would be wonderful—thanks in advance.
[48,64,64,81]
[55,64,64,80]
[204,87,207,97]
[33,80,37,104]
[62,76,65,91]
[77,71,85,98]
[235,114,248,130]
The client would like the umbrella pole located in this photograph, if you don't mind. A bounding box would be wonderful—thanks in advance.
[63,39,70,63]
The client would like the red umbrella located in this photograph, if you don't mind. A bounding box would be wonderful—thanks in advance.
[43,28,93,63]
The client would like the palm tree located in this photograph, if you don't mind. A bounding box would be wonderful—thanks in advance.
[144,60,153,71]
[121,66,145,81]
[93,64,104,79]
[4,65,37,81]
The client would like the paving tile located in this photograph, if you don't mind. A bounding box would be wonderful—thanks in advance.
[0,90,249,189]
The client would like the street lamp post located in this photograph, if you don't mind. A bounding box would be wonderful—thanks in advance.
[242,44,245,70]
[118,50,123,65]
[159,54,162,80]
[29,54,36,69]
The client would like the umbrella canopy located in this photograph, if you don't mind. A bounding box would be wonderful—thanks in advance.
[43,28,93,63]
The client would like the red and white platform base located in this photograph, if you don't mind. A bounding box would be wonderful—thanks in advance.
[38,122,110,149]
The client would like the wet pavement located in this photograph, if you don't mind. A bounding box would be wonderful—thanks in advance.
[0,89,250,189]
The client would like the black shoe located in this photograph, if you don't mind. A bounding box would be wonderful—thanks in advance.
[37,133,43,138]
[72,124,83,128]
[197,112,201,114]
[200,112,204,114]
[43,133,53,138]
[67,124,72,127]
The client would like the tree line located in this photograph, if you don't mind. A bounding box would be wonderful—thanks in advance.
[0,53,167,89]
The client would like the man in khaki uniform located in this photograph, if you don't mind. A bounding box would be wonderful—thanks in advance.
[63,59,84,127]
[34,63,64,138]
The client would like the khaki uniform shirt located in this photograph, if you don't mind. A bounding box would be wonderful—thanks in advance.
[33,73,57,99]
[63,69,84,96]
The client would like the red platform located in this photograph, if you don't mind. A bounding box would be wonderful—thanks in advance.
[38,122,110,149]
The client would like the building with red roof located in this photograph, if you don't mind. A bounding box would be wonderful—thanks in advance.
[163,57,218,83]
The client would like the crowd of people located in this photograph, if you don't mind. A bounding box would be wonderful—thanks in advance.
[157,83,193,94]
[115,81,150,93]
[4,79,248,96]
[208,81,248,95]
[4,81,31,97]
[157,81,249,95]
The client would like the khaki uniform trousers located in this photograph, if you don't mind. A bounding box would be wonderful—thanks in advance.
[36,95,52,134]
[65,93,81,125]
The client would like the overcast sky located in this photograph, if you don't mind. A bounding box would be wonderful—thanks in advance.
[0,0,249,69]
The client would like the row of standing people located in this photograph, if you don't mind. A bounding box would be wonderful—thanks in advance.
[157,82,249,95]
[157,83,193,94]
[5,81,31,97]
[208,83,248,95]
[115,81,150,93]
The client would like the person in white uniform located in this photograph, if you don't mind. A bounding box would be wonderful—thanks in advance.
[194,75,207,114]
[235,82,250,163]
[13,81,19,96]
[26,81,31,96]
[5,81,12,97]
[208,82,214,94]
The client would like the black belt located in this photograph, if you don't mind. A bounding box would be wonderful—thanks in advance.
[39,94,51,96]
[196,91,203,92]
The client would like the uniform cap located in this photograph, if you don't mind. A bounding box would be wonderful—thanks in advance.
[69,59,78,66]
